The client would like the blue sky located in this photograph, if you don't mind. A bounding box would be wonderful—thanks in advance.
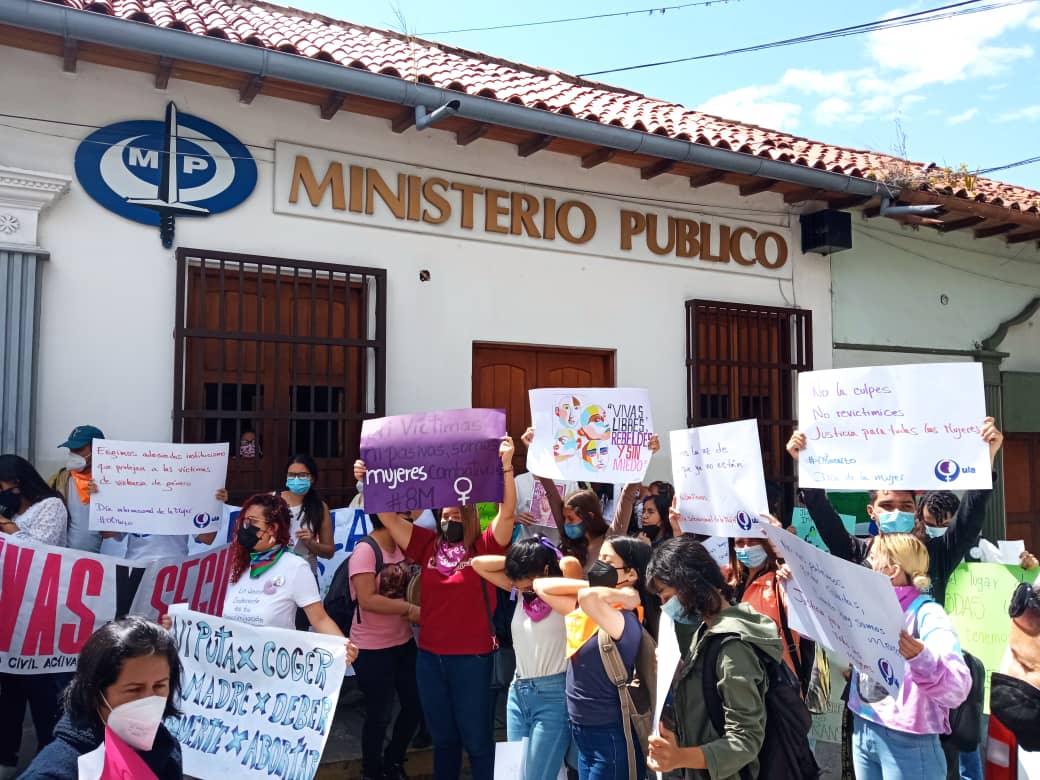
[298,0,1040,190]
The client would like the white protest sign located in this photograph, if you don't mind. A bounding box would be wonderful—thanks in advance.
[703,537,732,569]
[670,420,769,537]
[166,604,347,780]
[90,440,229,534]
[796,363,990,490]
[527,388,654,483]
[762,525,905,697]
[654,610,682,736]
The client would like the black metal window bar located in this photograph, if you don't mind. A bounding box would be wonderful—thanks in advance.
[174,248,386,508]
[685,299,813,521]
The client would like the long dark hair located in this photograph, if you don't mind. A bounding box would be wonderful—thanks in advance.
[64,617,182,725]
[285,454,325,533]
[558,489,609,566]
[609,536,661,640]
[0,454,62,506]
[648,536,733,622]
[230,493,292,583]
[641,494,674,544]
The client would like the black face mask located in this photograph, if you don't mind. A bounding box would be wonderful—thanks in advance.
[588,560,620,588]
[642,524,661,542]
[521,591,539,605]
[442,521,465,544]
[991,672,1040,751]
[237,525,261,551]
[0,489,20,520]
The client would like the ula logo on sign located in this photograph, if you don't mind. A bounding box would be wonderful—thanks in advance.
[877,658,898,688]
[735,511,755,532]
[934,459,974,483]
[75,102,257,248]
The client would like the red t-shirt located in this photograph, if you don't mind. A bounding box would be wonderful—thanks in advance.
[406,524,505,655]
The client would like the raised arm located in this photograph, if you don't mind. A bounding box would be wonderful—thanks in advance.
[609,434,659,536]
[491,437,518,548]
[472,554,514,592]
[533,576,586,616]
[522,426,567,530]
[788,430,860,563]
[578,585,640,641]
[355,460,416,551]
[941,418,1002,565]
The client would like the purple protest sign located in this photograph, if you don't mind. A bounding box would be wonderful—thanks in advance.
[360,408,507,513]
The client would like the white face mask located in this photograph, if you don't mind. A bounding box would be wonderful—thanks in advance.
[102,694,167,751]
[66,453,88,473]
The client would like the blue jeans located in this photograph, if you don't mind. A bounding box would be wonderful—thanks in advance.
[852,715,946,780]
[507,672,570,780]
[416,649,495,780]
[571,721,646,780]
[959,748,983,780]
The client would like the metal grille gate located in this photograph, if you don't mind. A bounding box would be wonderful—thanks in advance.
[173,248,386,507]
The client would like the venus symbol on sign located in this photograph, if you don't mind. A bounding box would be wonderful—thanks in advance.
[453,477,473,506]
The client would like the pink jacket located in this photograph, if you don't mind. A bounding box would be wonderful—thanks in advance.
[849,591,972,735]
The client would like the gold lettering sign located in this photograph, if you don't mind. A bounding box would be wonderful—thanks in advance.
[288,155,789,270]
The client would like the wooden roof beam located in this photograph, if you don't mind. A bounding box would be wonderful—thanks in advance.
[155,56,174,90]
[62,38,78,73]
[936,216,986,233]
[320,91,347,120]
[738,178,777,197]
[827,194,872,210]
[517,134,553,158]
[238,74,264,104]
[783,187,826,204]
[456,122,490,146]
[974,222,1019,239]
[391,107,415,134]
[1005,229,1040,245]
[689,170,727,188]
[640,159,677,180]
[581,147,616,169]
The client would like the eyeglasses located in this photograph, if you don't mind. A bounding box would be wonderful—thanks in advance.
[286,472,311,480]
[1009,581,1040,619]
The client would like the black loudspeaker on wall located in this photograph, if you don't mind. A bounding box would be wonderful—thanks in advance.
[800,209,853,255]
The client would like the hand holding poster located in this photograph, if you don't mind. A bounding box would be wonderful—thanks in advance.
[670,419,769,537]
[360,408,506,513]
[796,363,990,490]
[762,525,906,697]
[527,388,654,482]
[89,440,229,534]
[166,604,347,780]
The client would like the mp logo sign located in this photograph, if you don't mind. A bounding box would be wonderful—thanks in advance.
[74,102,257,247]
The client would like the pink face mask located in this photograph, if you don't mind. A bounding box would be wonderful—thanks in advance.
[521,592,553,622]
[433,541,468,577]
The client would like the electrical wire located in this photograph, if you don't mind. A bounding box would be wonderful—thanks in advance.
[419,0,741,36]
[579,0,1033,77]
[977,155,1040,175]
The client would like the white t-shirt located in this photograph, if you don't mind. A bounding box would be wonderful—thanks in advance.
[223,551,320,630]
[125,534,189,561]
[511,598,568,680]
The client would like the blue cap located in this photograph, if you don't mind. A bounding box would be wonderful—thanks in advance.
[58,425,105,449]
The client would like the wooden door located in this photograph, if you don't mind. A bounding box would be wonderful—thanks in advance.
[473,344,615,472]
[1004,433,1040,552]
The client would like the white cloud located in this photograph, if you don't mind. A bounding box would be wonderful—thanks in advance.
[814,97,852,125]
[947,108,978,125]
[780,68,862,96]
[997,105,1040,122]
[697,86,802,130]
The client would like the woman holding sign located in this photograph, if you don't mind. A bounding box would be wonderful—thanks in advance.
[355,436,517,780]
[849,534,971,780]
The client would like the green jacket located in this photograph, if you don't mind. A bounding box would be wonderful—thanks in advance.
[673,603,783,780]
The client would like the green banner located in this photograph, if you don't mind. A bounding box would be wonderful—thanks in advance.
[790,507,856,551]
[944,562,1039,712]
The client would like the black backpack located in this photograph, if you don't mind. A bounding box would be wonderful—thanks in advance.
[911,599,986,751]
[702,633,821,780]
[324,536,382,635]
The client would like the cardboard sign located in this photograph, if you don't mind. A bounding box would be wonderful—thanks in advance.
[166,605,347,780]
[796,363,990,490]
[0,536,230,674]
[763,525,906,697]
[527,388,654,483]
[790,507,856,551]
[360,409,506,512]
[671,420,769,537]
[944,562,1039,712]
[90,440,229,534]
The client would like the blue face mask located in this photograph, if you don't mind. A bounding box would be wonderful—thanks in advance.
[563,522,586,540]
[735,545,768,569]
[286,477,311,496]
[925,525,948,539]
[877,510,915,534]
[511,524,523,544]
[662,596,699,626]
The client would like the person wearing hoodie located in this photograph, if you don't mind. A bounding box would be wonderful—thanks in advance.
[850,533,972,780]
[20,617,183,780]
[644,536,782,780]
[786,417,1003,607]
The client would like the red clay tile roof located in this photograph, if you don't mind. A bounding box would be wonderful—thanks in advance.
[44,0,1040,216]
